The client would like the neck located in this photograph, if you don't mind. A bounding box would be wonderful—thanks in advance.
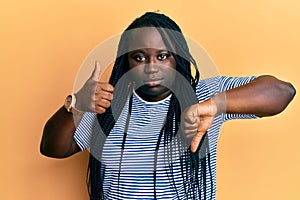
[135,88,172,102]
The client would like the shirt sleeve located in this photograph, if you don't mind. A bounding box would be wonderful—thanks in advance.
[196,76,260,121]
[73,112,99,151]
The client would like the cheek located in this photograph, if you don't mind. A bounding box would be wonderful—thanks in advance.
[128,59,136,69]
[163,67,176,83]
[168,58,176,70]
[128,65,145,83]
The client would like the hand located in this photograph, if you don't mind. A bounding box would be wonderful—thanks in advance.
[182,98,218,153]
[75,61,114,114]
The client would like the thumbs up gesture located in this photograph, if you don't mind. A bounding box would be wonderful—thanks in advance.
[75,61,114,114]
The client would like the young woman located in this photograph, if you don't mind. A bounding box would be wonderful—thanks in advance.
[40,12,295,200]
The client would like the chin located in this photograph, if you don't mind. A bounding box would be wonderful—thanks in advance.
[137,85,171,101]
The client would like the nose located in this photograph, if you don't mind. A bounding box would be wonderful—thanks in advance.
[144,64,159,74]
[144,57,159,74]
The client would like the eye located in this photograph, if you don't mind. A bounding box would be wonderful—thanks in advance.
[133,54,146,62]
[157,53,170,61]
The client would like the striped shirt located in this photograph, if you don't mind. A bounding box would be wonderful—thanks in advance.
[74,76,258,199]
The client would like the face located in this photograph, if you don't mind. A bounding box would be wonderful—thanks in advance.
[127,27,176,102]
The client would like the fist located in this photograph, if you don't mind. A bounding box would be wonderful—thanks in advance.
[75,61,114,114]
[182,99,217,152]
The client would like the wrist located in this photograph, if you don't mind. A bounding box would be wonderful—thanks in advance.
[211,93,226,114]
[64,94,84,127]
[64,94,82,113]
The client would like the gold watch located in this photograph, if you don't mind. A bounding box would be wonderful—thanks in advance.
[64,94,76,112]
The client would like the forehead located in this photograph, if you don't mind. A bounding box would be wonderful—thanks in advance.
[127,27,171,51]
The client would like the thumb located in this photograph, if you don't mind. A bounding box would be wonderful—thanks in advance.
[190,131,205,153]
[90,60,101,81]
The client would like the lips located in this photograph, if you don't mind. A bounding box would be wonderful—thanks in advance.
[143,78,163,86]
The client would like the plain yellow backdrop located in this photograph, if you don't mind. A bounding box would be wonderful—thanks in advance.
[0,0,299,199]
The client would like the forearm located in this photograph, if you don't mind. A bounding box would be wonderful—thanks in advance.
[40,106,83,158]
[213,75,296,117]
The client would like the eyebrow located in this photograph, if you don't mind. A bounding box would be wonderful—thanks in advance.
[128,49,170,54]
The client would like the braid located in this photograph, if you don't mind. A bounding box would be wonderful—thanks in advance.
[88,12,211,200]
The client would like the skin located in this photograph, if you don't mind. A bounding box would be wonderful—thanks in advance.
[40,27,296,158]
[183,75,296,152]
[127,28,176,102]
[40,61,113,158]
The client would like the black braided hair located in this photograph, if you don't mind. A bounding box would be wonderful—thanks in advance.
[87,12,212,199]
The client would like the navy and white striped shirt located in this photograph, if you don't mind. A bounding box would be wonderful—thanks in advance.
[74,76,258,199]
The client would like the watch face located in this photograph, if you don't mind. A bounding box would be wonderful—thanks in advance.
[64,95,72,111]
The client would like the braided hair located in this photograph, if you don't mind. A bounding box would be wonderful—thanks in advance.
[87,12,212,199]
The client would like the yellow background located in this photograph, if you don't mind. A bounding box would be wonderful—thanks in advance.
[0,0,299,199]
